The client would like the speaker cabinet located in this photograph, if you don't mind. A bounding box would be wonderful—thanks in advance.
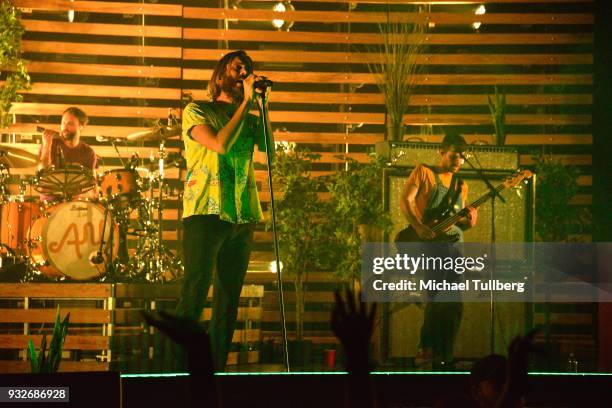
[381,166,535,360]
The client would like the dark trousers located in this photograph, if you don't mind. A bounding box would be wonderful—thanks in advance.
[176,215,255,370]
[418,241,463,365]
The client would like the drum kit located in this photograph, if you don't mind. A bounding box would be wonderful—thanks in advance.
[0,123,184,283]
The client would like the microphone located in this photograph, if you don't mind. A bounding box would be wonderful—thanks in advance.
[36,126,59,136]
[254,77,273,89]
[89,251,105,265]
[96,135,120,143]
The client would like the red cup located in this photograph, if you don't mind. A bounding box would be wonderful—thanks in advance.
[323,349,336,369]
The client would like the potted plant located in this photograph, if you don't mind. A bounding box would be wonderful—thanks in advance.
[325,155,392,284]
[365,11,426,141]
[28,306,70,373]
[488,86,507,146]
[1,3,31,128]
[534,153,591,242]
[268,145,331,367]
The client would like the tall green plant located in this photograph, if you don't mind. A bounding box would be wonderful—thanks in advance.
[28,306,70,373]
[488,86,507,146]
[366,13,425,141]
[269,146,331,341]
[326,155,392,281]
[0,3,31,128]
[534,154,591,242]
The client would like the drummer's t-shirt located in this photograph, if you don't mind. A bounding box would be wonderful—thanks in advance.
[39,138,98,170]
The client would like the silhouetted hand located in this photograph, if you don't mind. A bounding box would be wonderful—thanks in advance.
[331,289,379,408]
[141,310,214,376]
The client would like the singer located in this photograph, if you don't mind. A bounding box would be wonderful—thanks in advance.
[397,132,478,369]
[176,50,274,370]
[38,107,98,199]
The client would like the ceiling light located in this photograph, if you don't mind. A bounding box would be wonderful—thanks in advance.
[271,1,294,31]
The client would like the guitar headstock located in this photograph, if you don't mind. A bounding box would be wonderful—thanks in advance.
[503,169,533,189]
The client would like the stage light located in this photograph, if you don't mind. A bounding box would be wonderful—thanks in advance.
[269,261,283,273]
[472,4,485,30]
[271,1,295,31]
[67,10,75,22]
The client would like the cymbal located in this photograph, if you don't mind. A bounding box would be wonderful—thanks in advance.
[126,125,181,142]
[0,145,38,168]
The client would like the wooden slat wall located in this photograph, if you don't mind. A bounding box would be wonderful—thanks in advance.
[4,0,593,263]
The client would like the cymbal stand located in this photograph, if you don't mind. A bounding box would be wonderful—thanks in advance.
[130,130,183,282]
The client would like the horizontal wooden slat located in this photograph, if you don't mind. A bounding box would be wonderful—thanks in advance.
[226,350,259,365]
[169,48,599,65]
[25,61,181,79]
[184,69,593,86]
[0,334,109,350]
[0,283,111,298]
[0,309,110,324]
[14,0,183,16]
[184,8,593,25]
[10,103,170,118]
[183,29,592,45]
[10,104,591,125]
[534,313,592,325]
[23,20,182,40]
[242,0,595,5]
[0,360,108,373]
[23,41,181,59]
[231,329,260,343]
[21,84,593,106]
[262,311,331,323]
[186,91,593,106]
[113,283,263,299]
[21,82,181,100]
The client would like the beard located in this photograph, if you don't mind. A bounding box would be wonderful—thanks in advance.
[62,130,76,141]
[219,75,244,103]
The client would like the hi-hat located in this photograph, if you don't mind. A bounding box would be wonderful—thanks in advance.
[0,145,38,168]
[126,125,181,142]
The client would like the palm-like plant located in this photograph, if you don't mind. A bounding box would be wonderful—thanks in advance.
[366,12,426,141]
[28,307,70,373]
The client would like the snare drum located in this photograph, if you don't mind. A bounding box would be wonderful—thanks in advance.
[28,200,119,280]
[100,169,139,200]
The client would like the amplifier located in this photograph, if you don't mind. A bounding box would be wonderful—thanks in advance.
[376,141,519,172]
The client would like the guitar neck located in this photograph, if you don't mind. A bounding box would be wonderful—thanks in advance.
[432,182,507,233]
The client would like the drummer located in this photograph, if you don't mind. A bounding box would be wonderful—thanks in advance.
[38,107,99,200]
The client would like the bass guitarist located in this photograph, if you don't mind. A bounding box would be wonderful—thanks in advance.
[398,132,478,368]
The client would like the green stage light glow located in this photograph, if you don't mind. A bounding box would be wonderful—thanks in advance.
[120,371,612,378]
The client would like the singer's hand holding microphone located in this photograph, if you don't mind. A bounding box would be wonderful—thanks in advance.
[242,74,273,102]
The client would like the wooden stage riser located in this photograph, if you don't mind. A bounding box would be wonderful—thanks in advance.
[0,283,264,370]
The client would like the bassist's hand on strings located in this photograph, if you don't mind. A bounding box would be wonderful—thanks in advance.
[460,206,478,229]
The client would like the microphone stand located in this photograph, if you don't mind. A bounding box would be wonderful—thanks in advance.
[257,90,290,372]
[461,153,505,354]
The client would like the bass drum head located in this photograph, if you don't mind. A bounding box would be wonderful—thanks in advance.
[29,201,119,280]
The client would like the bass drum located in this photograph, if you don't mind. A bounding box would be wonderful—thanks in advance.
[28,200,119,280]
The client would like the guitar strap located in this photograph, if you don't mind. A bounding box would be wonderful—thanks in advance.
[441,173,463,215]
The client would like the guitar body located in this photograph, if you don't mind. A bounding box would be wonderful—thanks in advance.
[394,225,460,243]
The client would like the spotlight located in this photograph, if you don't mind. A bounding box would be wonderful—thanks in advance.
[271,1,295,31]
[67,10,75,22]
[472,4,485,30]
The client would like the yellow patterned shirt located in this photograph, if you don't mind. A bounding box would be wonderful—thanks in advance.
[182,101,263,224]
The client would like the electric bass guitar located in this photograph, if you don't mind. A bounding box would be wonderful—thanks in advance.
[395,170,533,243]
